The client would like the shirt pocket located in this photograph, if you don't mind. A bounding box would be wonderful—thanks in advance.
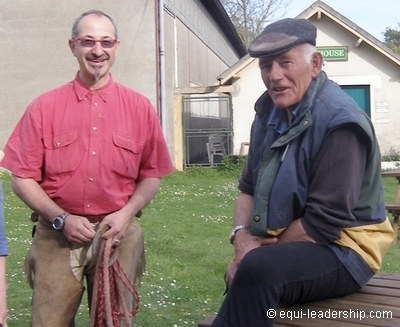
[111,133,142,179]
[43,132,78,175]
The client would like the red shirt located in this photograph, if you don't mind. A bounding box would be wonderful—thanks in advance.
[2,74,174,215]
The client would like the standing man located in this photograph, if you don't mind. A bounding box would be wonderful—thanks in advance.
[0,150,8,327]
[211,18,393,327]
[1,10,173,327]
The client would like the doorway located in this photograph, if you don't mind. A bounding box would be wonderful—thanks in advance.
[340,85,371,116]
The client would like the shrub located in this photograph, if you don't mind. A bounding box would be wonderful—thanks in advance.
[217,155,247,177]
[382,147,400,161]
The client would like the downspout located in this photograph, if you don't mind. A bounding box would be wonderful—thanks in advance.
[158,0,167,137]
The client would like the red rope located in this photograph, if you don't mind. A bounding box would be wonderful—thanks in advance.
[90,237,140,327]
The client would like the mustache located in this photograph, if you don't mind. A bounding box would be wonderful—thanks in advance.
[86,54,109,60]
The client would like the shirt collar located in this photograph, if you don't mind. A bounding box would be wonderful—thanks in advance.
[72,73,115,102]
[268,104,301,134]
[260,72,327,134]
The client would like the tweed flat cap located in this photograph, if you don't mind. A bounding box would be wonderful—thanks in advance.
[248,18,316,57]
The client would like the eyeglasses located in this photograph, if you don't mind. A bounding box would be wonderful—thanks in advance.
[73,38,118,49]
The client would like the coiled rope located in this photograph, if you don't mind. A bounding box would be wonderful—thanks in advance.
[90,227,140,327]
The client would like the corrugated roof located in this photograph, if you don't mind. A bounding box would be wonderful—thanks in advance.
[200,0,247,57]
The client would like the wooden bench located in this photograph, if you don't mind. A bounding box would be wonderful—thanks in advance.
[382,168,400,244]
[385,204,400,244]
[198,273,400,327]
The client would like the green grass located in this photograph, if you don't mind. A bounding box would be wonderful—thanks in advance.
[1,169,399,326]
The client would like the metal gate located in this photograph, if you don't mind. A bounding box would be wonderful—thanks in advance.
[183,94,233,168]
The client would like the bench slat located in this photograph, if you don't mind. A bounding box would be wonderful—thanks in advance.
[296,298,400,316]
[357,285,400,297]
[274,314,400,327]
[273,323,369,327]
[197,273,400,327]
[274,302,399,326]
[364,277,400,288]
[340,292,400,307]
[273,321,369,327]
[385,204,400,211]
[370,273,400,281]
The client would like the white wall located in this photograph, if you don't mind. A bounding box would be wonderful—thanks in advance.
[0,0,158,149]
[231,59,264,154]
[230,17,400,155]
[314,17,400,154]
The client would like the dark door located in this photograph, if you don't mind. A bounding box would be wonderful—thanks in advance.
[340,85,370,116]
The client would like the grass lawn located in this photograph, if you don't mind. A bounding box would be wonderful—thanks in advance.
[1,169,399,326]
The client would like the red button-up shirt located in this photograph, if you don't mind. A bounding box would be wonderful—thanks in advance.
[2,74,174,215]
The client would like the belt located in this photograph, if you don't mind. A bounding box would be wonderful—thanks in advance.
[84,215,106,223]
[31,210,142,223]
[85,211,142,222]
[30,212,106,223]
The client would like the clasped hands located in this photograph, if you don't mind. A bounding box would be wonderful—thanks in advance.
[225,218,315,287]
[61,211,133,244]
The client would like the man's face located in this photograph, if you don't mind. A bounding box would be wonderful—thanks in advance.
[69,14,119,88]
[259,45,321,110]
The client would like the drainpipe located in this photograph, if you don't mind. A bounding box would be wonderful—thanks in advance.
[158,0,167,137]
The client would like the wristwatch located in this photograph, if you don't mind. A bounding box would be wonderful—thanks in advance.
[229,225,249,244]
[52,212,70,230]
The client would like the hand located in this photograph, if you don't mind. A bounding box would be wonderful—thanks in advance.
[225,231,278,286]
[62,214,96,243]
[276,218,315,244]
[98,210,134,242]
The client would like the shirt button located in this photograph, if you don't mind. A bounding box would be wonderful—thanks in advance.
[92,151,96,155]
[94,103,98,106]
[93,127,98,131]
[86,204,91,208]
[89,177,94,181]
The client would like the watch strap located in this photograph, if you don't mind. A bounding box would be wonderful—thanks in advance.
[56,211,70,221]
[230,224,249,244]
[52,211,70,230]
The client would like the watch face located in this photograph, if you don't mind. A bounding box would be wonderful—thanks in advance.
[52,217,64,230]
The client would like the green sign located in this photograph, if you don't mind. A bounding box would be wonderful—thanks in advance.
[317,46,348,61]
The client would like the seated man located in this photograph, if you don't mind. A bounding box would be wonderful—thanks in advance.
[211,18,393,327]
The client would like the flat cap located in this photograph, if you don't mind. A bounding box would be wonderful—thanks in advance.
[248,18,316,57]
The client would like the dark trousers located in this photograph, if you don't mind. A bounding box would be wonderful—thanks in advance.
[211,242,361,327]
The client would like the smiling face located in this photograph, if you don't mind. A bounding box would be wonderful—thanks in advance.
[258,44,322,111]
[69,14,120,89]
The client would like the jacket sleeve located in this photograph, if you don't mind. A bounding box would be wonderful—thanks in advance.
[302,125,369,244]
